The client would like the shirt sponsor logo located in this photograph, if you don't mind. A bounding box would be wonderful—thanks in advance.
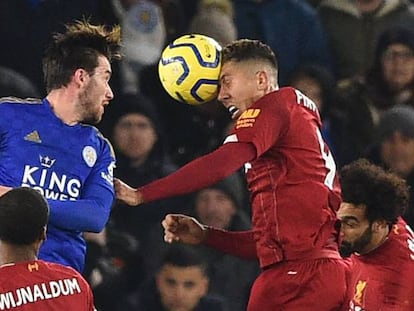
[21,155,81,200]
[0,278,81,310]
[236,109,261,129]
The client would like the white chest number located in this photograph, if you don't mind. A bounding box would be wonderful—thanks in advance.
[405,225,414,261]
[316,128,336,190]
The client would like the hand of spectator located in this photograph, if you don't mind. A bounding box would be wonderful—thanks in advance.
[114,178,143,206]
[162,214,207,245]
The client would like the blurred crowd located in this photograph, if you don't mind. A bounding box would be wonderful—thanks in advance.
[1,0,414,310]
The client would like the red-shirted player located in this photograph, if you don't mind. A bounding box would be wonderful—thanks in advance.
[0,187,96,310]
[115,39,348,310]
[338,159,414,310]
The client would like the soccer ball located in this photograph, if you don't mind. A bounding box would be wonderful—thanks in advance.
[158,34,222,105]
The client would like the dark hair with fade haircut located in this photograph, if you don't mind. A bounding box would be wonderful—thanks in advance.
[221,39,278,71]
[161,244,208,275]
[42,19,122,92]
[340,159,408,225]
[0,187,49,245]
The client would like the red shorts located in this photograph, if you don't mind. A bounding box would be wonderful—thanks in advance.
[247,258,348,311]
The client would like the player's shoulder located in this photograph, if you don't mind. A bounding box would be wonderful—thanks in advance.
[40,261,89,283]
[0,96,42,110]
[79,124,115,157]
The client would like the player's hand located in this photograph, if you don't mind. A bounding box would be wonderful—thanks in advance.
[162,214,207,245]
[114,178,143,206]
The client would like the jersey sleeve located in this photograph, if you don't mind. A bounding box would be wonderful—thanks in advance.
[204,228,258,260]
[47,139,115,232]
[140,142,256,203]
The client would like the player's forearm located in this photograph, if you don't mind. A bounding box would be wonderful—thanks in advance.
[140,142,256,203]
[48,199,112,232]
[203,228,258,260]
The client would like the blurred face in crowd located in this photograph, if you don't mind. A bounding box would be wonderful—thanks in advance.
[337,203,374,256]
[381,43,414,91]
[195,188,236,229]
[381,131,414,178]
[113,113,157,166]
[291,76,323,111]
[77,56,114,124]
[156,264,209,311]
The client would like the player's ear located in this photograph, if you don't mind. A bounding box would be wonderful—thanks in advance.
[372,220,388,232]
[73,68,90,86]
[256,70,268,90]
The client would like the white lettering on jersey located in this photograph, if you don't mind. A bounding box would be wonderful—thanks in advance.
[101,161,115,186]
[294,89,318,112]
[0,278,81,310]
[21,165,81,200]
[406,225,414,261]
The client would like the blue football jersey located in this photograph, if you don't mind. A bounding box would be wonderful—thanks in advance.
[0,97,116,272]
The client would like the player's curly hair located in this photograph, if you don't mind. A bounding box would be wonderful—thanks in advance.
[0,187,49,245]
[222,39,278,71]
[339,159,408,225]
[42,19,122,92]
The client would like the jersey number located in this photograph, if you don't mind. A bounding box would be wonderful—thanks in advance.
[316,128,336,190]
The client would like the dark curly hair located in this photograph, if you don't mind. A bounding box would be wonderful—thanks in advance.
[0,187,49,245]
[340,159,409,225]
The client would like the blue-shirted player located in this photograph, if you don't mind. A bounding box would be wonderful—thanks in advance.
[0,20,122,272]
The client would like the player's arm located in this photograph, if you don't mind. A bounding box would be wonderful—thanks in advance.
[47,145,115,232]
[163,214,258,259]
[204,227,258,260]
[116,141,256,205]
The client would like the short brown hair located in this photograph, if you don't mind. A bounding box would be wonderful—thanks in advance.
[222,39,278,70]
[42,19,122,92]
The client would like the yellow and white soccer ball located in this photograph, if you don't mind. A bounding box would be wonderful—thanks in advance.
[158,34,222,105]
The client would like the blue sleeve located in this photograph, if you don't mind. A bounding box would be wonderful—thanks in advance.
[47,181,114,232]
[47,140,115,232]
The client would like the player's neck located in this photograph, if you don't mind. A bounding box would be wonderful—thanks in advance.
[0,243,38,266]
[46,90,80,126]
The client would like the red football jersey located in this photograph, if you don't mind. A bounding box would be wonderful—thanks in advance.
[226,87,341,267]
[0,260,95,310]
[346,218,414,310]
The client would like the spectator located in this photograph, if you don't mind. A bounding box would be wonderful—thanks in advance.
[338,159,414,310]
[0,187,95,310]
[122,244,228,311]
[143,174,258,311]
[318,0,414,81]
[366,105,414,228]
[83,228,144,311]
[107,93,188,242]
[233,0,332,85]
[335,27,414,165]
[0,20,121,272]
[111,0,167,94]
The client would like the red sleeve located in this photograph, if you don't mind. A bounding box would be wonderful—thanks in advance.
[204,228,258,260]
[140,142,256,203]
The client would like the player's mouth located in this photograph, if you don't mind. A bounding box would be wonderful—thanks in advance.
[228,105,240,119]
